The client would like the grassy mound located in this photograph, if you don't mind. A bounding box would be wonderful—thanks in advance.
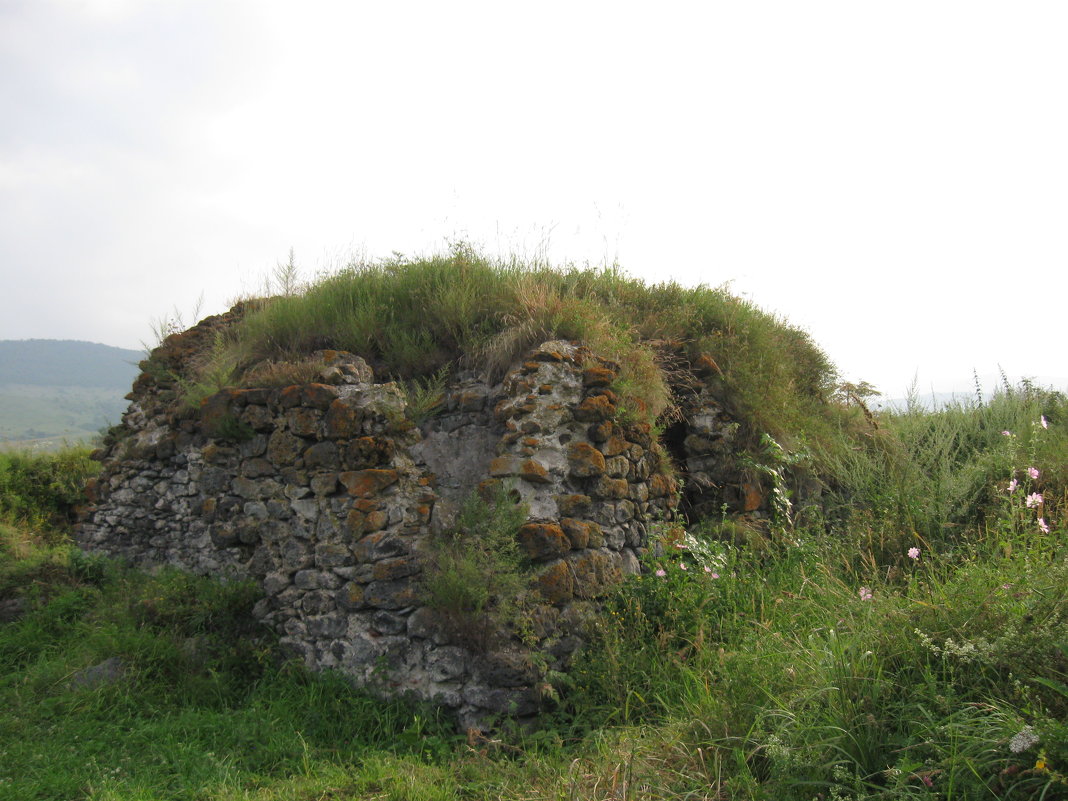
[171,245,837,448]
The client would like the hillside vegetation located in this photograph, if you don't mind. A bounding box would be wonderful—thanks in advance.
[2,254,1066,799]
[0,340,141,448]
[0,340,142,388]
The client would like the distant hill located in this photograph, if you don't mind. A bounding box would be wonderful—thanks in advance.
[0,339,143,388]
[0,340,143,449]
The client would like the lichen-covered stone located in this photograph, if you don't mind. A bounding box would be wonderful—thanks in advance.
[240,404,274,432]
[309,472,338,496]
[556,493,592,517]
[517,523,569,561]
[336,581,366,611]
[566,549,621,598]
[267,430,304,465]
[591,476,629,499]
[599,434,629,457]
[582,366,616,387]
[574,394,616,422]
[315,543,352,568]
[345,507,388,536]
[241,457,275,478]
[519,458,551,484]
[287,407,321,437]
[489,455,519,477]
[534,559,574,604]
[559,517,590,549]
[364,579,418,610]
[300,383,341,410]
[567,442,606,478]
[324,399,363,439]
[338,469,400,497]
[198,390,239,431]
[303,441,338,470]
[372,556,420,581]
[354,531,407,562]
[345,436,394,468]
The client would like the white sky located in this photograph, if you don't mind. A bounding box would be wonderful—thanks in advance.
[2,0,1066,398]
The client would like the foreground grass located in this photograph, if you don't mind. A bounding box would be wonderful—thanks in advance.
[2,514,1066,800]
[2,376,1067,798]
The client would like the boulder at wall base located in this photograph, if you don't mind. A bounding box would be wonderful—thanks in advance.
[68,657,125,691]
[534,559,574,604]
[566,549,621,599]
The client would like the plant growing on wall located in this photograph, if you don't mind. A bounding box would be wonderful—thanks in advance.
[421,483,531,651]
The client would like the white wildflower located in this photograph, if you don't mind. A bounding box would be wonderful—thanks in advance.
[1009,725,1039,753]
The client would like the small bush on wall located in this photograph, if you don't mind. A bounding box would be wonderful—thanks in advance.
[421,483,530,651]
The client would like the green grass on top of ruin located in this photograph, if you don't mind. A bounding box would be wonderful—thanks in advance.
[177,244,839,449]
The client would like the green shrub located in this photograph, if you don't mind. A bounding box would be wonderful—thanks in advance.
[0,446,99,531]
[421,483,530,651]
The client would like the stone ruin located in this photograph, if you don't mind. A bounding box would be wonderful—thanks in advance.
[77,308,765,729]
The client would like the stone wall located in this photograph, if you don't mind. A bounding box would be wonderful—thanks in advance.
[77,339,691,729]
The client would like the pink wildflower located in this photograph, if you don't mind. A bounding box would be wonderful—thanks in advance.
[655,568,666,578]
[1025,492,1043,508]
[1028,467,1040,480]
[907,547,920,560]
[679,562,688,571]
[710,572,720,579]
[1007,478,1019,493]
[859,587,873,601]
[1041,415,1049,429]
[1038,518,1050,533]
[1002,430,1012,436]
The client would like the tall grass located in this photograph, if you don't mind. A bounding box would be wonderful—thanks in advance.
[818,382,1067,554]
[182,245,836,443]
[561,506,1068,799]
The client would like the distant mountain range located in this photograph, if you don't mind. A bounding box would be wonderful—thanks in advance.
[0,340,143,449]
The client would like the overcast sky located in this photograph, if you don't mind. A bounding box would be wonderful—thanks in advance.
[2,0,1066,399]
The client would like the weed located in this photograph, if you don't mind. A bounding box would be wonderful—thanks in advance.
[401,365,451,425]
[421,483,531,651]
